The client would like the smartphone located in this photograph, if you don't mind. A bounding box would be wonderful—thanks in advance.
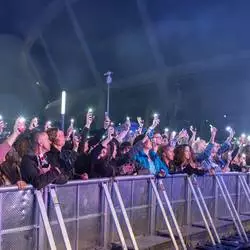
[153,113,159,119]
[18,116,26,133]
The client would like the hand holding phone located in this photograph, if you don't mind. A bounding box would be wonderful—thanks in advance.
[15,117,26,134]
[104,112,111,129]
[44,121,52,131]
[29,117,39,130]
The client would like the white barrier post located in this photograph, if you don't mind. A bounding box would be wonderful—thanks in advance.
[215,176,244,241]
[187,177,216,246]
[50,188,72,250]
[35,190,57,250]
[192,176,221,244]
[218,176,248,242]
[113,181,139,250]
[102,182,128,250]
[158,179,187,250]
[150,178,179,250]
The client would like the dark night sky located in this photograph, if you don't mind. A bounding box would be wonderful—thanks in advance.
[1,0,250,134]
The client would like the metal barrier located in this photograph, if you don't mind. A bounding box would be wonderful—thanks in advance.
[0,173,250,250]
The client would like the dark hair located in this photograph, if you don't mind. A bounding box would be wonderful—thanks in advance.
[133,134,145,146]
[159,144,173,158]
[120,141,131,151]
[174,144,195,166]
[47,127,59,144]
[14,136,31,158]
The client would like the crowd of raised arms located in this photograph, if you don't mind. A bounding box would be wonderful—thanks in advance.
[0,110,248,190]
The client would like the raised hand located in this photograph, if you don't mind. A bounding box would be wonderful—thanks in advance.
[125,117,131,131]
[190,125,197,135]
[104,113,111,129]
[73,135,80,152]
[178,129,188,140]
[0,120,4,134]
[14,117,26,134]
[85,110,94,129]
[44,121,52,131]
[137,117,144,128]
[209,125,217,144]
[66,126,74,140]
[29,117,39,130]
[107,126,115,140]
[150,116,160,130]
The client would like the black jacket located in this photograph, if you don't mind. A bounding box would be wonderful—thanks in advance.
[174,164,207,176]
[74,153,91,178]
[90,144,114,178]
[20,153,60,189]
[46,146,77,181]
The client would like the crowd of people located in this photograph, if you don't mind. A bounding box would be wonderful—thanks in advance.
[0,111,249,190]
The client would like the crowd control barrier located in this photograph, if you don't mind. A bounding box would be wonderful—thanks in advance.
[0,173,250,250]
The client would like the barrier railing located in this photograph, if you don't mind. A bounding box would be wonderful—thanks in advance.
[0,173,250,249]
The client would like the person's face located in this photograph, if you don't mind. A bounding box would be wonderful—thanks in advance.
[55,130,65,147]
[163,146,175,161]
[184,146,191,160]
[144,138,152,150]
[108,126,115,136]
[162,137,169,145]
[40,133,51,152]
[153,133,163,146]
[240,154,246,165]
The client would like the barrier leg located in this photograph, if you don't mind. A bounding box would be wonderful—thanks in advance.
[150,178,179,250]
[102,182,128,250]
[239,175,250,205]
[103,184,110,249]
[192,176,221,244]
[35,190,57,250]
[187,177,216,246]
[218,176,248,242]
[113,182,139,250]
[158,179,187,250]
[37,190,46,250]
[50,188,72,250]
[215,176,244,242]
[150,185,157,235]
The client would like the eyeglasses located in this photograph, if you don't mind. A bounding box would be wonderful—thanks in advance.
[153,136,162,139]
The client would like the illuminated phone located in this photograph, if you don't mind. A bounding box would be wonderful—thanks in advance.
[18,116,26,133]
[153,113,159,119]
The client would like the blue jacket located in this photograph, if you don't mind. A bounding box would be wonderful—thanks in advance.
[201,141,231,171]
[134,150,169,175]
[195,143,214,163]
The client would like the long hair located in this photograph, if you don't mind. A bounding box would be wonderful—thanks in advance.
[158,145,172,161]
[174,144,195,167]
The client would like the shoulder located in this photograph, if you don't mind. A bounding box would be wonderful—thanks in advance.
[21,154,37,169]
